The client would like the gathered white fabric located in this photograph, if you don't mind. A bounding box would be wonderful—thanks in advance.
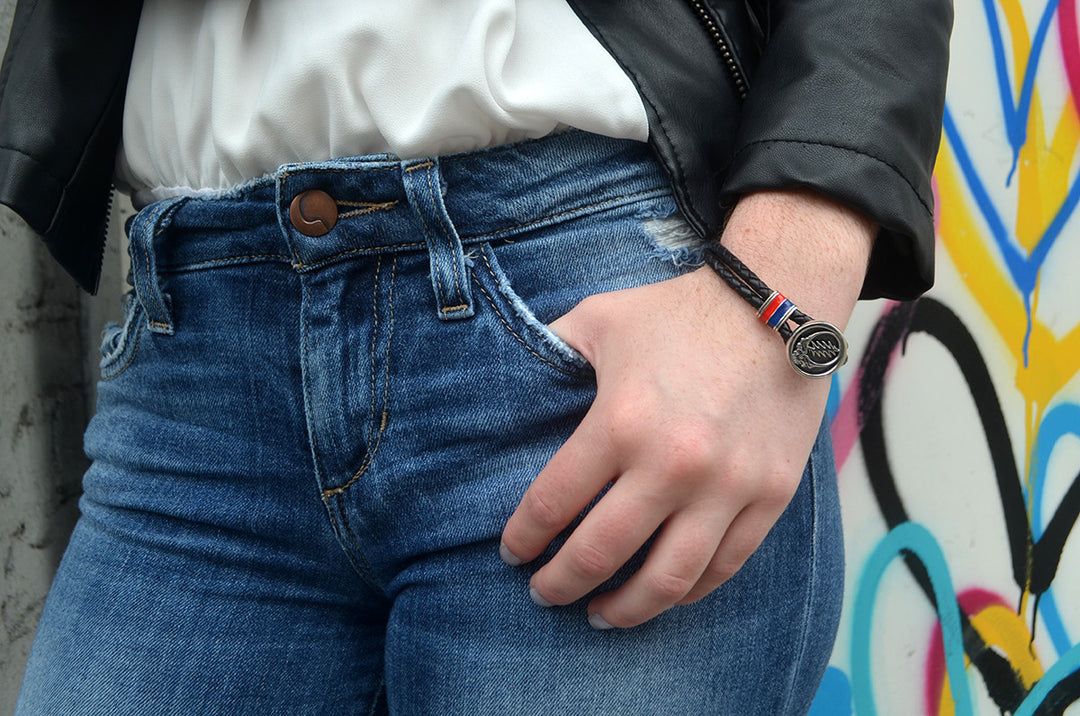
[117,0,649,206]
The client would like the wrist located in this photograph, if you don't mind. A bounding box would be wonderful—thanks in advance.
[718,189,875,329]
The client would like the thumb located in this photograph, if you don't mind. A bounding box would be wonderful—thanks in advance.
[547,300,594,363]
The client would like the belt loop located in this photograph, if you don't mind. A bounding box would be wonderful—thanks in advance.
[127,196,189,335]
[400,158,475,321]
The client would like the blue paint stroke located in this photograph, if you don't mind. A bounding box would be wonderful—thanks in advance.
[827,374,842,422]
[809,667,853,716]
[1014,641,1080,716]
[851,522,973,716]
[981,0,1061,184]
[1038,589,1073,661]
[942,101,1080,365]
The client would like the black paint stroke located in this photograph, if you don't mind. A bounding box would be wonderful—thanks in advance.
[856,297,1080,712]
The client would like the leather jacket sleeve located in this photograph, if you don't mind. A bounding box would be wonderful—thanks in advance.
[723,0,953,299]
[0,0,144,293]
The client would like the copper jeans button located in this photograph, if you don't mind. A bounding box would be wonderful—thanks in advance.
[289,189,338,237]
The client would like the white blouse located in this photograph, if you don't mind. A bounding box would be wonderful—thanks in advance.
[117,0,649,206]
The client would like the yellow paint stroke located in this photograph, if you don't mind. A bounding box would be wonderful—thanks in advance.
[933,0,1080,628]
[937,605,1044,715]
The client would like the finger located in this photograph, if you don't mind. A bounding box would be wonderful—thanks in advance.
[527,471,670,606]
[676,504,780,606]
[584,504,733,628]
[500,414,617,565]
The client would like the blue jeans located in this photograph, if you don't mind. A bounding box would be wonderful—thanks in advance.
[16,132,843,715]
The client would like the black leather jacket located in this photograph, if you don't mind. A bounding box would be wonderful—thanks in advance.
[0,0,951,298]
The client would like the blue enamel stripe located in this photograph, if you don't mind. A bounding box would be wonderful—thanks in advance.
[765,298,794,329]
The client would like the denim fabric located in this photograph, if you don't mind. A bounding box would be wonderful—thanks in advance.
[16,132,843,715]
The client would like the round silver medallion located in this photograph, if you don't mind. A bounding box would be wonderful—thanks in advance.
[787,321,848,377]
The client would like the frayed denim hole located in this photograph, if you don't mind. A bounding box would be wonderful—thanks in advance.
[640,215,707,268]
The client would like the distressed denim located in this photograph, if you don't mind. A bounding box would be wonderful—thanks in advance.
[16,131,843,715]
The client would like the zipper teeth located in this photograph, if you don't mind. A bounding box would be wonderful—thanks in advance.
[686,0,748,100]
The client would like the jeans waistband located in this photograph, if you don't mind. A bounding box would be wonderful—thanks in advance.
[126,130,670,333]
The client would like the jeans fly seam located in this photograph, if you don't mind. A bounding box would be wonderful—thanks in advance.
[366,674,387,716]
[325,496,385,595]
[459,187,667,242]
[424,165,465,306]
[300,281,333,497]
[472,263,577,377]
[322,255,396,498]
[335,494,386,593]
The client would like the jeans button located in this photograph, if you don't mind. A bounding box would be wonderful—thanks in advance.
[289,189,338,237]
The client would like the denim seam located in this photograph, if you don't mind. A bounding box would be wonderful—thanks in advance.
[322,254,397,498]
[100,305,145,381]
[325,496,385,595]
[280,164,398,180]
[157,253,294,272]
[423,165,466,308]
[337,200,399,219]
[404,172,450,309]
[293,241,426,272]
[459,187,667,242]
[141,197,190,332]
[366,674,387,716]
[472,259,578,377]
[780,457,819,715]
[335,495,386,593]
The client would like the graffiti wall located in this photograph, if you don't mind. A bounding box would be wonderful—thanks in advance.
[811,1,1080,714]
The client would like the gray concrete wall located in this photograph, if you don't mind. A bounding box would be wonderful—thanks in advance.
[0,3,128,708]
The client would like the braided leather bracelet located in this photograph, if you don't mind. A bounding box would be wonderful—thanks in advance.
[702,242,848,377]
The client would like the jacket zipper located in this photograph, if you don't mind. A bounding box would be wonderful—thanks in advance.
[685,0,748,100]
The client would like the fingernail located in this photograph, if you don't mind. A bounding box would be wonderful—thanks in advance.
[588,613,615,630]
[499,542,522,567]
[530,587,553,608]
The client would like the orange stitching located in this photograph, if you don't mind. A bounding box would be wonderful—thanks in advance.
[471,269,576,376]
[476,248,585,377]
[403,160,435,172]
[338,200,399,219]
[323,254,397,497]
[291,241,426,271]
[440,304,470,313]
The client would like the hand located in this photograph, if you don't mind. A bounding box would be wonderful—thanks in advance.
[499,190,875,629]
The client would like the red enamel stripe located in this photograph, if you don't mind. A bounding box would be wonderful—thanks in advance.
[758,292,787,324]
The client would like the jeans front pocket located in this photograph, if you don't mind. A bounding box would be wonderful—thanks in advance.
[471,242,591,377]
[99,290,147,381]
[469,193,700,379]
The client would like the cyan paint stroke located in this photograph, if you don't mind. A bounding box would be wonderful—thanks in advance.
[851,522,973,716]
[1013,641,1080,715]
[1031,402,1080,658]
